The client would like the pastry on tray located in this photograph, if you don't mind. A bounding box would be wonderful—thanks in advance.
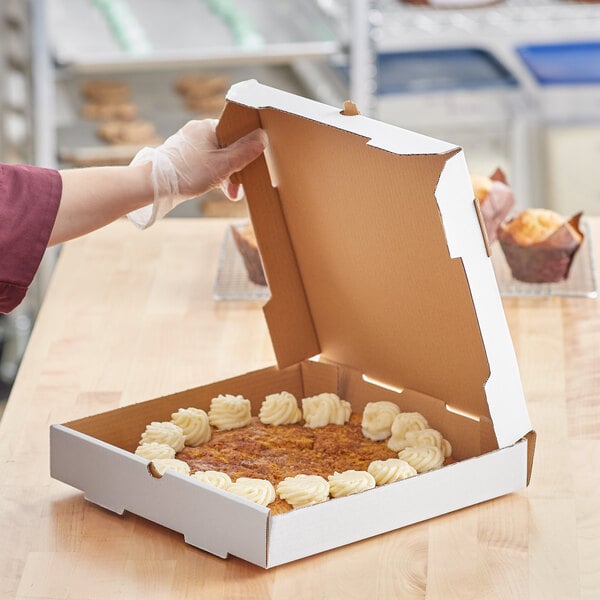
[183,92,226,115]
[471,167,515,244]
[81,79,131,105]
[174,74,229,97]
[497,209,584,283]
[230,222,267,286]
[174,73,229,116]
[135,394,454,515]
[96,119,162,146]
[81,101,138,121]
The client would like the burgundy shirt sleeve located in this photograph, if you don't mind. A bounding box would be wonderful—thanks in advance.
[0,163,62,313]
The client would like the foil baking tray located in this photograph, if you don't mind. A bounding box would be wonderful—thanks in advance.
[213,225,271,302]
[215,221,597,301]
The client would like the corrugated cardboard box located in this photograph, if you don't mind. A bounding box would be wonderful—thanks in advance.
[50,80,535,568]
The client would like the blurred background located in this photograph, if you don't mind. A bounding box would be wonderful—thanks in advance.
[2,0,600,414]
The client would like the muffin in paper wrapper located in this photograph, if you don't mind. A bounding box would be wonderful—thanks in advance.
[498,211,584,283]
[231,222,267,286]
[471,168,515,244]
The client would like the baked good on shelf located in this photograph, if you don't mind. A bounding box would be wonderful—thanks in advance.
[81,79,131,105]
[183,92,226,115]
[81,101,138,121]
[230,221,267,286]
[471,168,515,244]
[497,209,584,283]
[96,119,162,146]
[174,74,229,97]
[174,73,228,116]
[136,391,455,515]
[80,79,139,123]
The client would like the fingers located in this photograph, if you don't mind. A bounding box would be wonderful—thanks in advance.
[220,179,245,202]
[218,128,268,179]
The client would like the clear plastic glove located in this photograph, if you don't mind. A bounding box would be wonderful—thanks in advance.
[127,119,267,229]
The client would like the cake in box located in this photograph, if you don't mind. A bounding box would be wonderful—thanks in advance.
[50,80,535,569]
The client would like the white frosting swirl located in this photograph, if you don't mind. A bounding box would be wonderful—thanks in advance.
[361,401,401,441]
[208,394,252,431]
[171,407,211,446]
[442,438,452,458]
[227,477,276,507]
[398,446,444,473]
[392,428,452,457]
[150,458,191,477]
[368,458,417,485]
[139,421,185,452]
[134,442,176,460]
[328,470,376,498]
[192,470,232,490]
[302,393,351,428]
[276,474,330,508]
[259,392,302,426]
[387,412,429,452]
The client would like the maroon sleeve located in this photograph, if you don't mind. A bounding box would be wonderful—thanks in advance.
[0,163,62,313]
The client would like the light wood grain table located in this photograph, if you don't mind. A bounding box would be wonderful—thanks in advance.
[1,218,599,600]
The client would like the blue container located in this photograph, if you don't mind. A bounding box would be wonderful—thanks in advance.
[517,42,600,85]
[335,48,518,94]
[376,48,518,94]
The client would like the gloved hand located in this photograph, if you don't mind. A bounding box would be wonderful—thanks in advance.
[127,119,267,229]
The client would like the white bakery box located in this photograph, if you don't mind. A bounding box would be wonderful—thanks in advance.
[50,80,536,569]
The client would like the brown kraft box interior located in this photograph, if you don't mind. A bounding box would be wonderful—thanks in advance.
[50,80,535,568]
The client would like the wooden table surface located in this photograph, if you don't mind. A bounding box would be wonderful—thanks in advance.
[1,217,599,600]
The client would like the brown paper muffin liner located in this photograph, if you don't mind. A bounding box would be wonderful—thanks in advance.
[498,212,584,283]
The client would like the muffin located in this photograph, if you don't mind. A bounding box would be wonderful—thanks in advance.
[498,209,584,283]
[231,222,267,286]
[471,168,515,244]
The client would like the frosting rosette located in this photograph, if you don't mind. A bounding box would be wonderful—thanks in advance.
[398,446,444,473]
[392,428,452,457]
[361,401,401,441]
[276,474,330,508]
[134,442,176,460]
[259,392,302,426]
[368,458,417,485]
[192,470,232,490]
[387,412,429,452]
[171,407,211,446]
[208,394,252,431]
[302,393,351,428]
[328,470,376,498]
[139,421,185,452]
[150,458,191,477]
[227,477,276,507]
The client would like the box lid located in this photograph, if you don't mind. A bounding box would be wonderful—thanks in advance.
[217,80,531,448]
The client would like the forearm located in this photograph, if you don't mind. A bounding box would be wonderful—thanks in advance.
[49,163,153,246]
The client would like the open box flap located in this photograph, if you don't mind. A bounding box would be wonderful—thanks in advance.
[217,80,531,448]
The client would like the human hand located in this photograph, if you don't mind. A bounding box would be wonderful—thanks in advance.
[128,119,266,229]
